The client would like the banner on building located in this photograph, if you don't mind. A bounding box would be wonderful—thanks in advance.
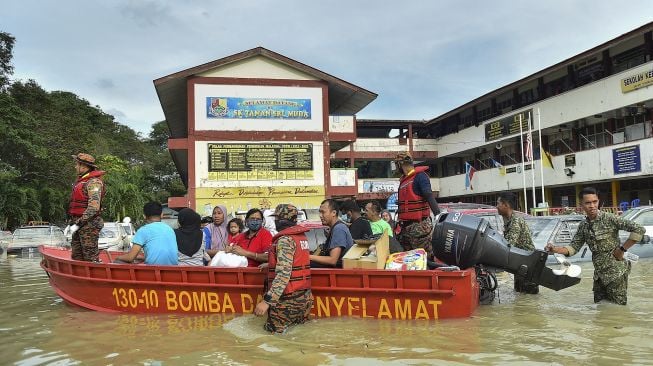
[206,97,311,119]
[621,68,653,93]
[612,145,641,174]
[484,109,532,142]
[208,143,313,180]
[196,186,325,213]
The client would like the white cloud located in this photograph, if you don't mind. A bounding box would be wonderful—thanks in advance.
[2,0,651,133]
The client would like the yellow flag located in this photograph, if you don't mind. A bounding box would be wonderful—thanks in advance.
[541,147,553,169]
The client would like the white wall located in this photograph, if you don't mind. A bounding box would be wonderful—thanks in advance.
[198,56,318,80]
[434,61,653,157]
[438,140,653,197]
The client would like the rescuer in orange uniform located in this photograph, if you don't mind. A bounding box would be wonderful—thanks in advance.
[254,204,313,333]
[394,152,440,257]
[68,153,105,262]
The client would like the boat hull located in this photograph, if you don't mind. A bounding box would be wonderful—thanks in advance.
[40,246,479,319]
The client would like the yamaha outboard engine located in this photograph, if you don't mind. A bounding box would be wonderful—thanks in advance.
[432,212,580,291]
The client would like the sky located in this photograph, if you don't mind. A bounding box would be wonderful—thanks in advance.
[2,1,652,135]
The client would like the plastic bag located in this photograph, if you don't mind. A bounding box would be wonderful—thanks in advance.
[385,248,427,270]
[208,251,248,268]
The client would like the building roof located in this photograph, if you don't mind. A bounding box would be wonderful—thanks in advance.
[154,47,378,139]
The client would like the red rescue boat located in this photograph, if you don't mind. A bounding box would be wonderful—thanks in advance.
[40,246,479,320]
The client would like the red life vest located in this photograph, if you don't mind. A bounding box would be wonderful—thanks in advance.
[397,166,431,222]
[68,170,106,217]
[268,225,311,295]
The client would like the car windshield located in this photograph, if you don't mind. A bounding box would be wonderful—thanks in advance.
[526,218,558,245]
[621,208,641,221]
[14,227,51,237]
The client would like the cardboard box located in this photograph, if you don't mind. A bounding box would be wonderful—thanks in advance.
[342,230,390,269]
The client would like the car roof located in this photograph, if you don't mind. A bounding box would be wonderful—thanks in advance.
[439,202,496,210]
[17,225,58,229]
[526,215,585,221]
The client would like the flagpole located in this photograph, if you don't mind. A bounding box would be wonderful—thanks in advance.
[537,108,546,207]
[519,114,528,214]
[529,112,537,210]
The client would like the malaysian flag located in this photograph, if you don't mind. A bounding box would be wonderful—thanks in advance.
[525,131,533,162]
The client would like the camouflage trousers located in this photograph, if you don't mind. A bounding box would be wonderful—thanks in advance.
[593,271,629,305]
[264,289,313,334]
[71,216,103,262]
[397,218,433,257]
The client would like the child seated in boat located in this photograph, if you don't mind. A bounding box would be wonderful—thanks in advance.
[227,218,244,243]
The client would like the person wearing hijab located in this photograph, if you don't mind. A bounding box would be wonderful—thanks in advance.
[175,208,205,266]
[204,205,229,258]
[227,208,273,267]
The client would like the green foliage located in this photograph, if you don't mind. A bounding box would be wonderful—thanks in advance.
[0,34,185,230]
[0,32,15,89]
[99,154,152,223]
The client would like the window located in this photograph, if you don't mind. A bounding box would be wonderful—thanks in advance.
[635,211,653,226]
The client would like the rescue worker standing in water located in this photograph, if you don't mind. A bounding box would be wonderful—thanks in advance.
[394,152,440,257]
[254,204,313,333]
[68,153,105,262]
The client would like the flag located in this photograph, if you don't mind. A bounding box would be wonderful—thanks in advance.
[465,162,476,190]
[541,147,554,169]
[491,158,506,176]
[525,132,533,162]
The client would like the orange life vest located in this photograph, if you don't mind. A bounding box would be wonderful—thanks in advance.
[268,225,311,295]
[397,166,431,222]
[68,170,106,217]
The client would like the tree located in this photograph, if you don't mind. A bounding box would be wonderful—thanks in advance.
[0,34,184,229]
[0,31,15,89]
[98,154,151,224]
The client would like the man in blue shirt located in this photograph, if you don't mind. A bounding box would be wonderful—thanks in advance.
[115,202,178,265]
[310,199,354,268]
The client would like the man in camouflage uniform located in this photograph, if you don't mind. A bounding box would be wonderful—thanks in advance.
[393,152,440,257]
[68,153,105,262]
[254,204,313,333]
[496,192,538,294]
[546,187,645,305]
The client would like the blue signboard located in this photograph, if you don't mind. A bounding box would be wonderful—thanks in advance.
[387,192,399,211]
[206,97,311,119]
[612,145,641,174]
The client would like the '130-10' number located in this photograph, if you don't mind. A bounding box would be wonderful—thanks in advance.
[111,288,159,309]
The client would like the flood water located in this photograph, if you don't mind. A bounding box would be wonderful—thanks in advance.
[2,251,653,365]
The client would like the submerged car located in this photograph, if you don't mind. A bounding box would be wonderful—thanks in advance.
[98,222,131,251]
[437,202,528,235]
[619,205,653,258]
[298,221,328,252]
[526,215,586,263]
[6,224,67,255]
[526,213,652,263]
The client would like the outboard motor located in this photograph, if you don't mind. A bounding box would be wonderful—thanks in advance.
[432,212,581,291]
